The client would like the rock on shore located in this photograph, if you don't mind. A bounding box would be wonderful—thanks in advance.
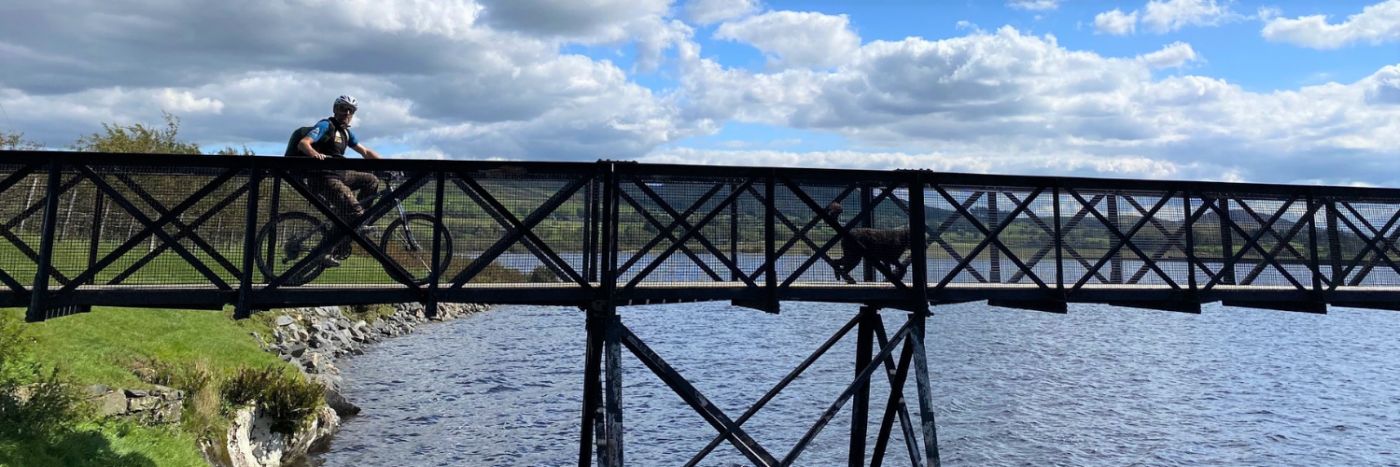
[229,302,488,467]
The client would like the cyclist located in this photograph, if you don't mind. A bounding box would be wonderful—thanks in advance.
[296,95,384,267]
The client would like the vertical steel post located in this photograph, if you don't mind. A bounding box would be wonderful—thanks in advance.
[579,305,605,466]
[764,171,777,311]
[1182,190,1198,294]
[27,160,63,322]
[583,178,595,283]
[1218,197,1235,285]
[1053,185,1065,296]
[909,172,928,304]
[1107,194,1122,284]
[730,182,740,282]
[909,310,941,467]
[87,189,105,275]
[426,171,446,319]
[235,166,262,319]
[1325,199,1343,289]
[987,191,1001,283]
[598,161,624,467]
[862,183,875,282]
[1306,192,1323,295]
[602,307,624,467]
[850,305,876,466]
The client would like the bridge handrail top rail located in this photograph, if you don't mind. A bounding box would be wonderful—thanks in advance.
[3,149,1399,200]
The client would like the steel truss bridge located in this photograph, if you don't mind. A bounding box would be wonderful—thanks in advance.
[6,150,1400,466]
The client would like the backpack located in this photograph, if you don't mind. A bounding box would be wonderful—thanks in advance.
[283,119,335,157]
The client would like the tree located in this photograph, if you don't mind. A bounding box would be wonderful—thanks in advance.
[0,130,43,150]
[72,112,201,154]
[214,145,256,156]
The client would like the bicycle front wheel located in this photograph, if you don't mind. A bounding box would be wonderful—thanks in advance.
[254,212,329,286]
[381,213,453,285]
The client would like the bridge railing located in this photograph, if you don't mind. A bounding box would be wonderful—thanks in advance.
[4,150,1399,320]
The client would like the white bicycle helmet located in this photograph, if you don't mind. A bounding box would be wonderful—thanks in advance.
[334,95,358,110]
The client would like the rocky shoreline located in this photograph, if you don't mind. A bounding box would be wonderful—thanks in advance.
[227,302,489,467]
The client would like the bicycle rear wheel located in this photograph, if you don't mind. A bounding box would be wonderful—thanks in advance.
[381,213,452,285]
[254,212,328,286]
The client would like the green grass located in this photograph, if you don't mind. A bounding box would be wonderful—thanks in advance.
[0,420,206,467]
[0,306,295,466]
[0,307,283,389]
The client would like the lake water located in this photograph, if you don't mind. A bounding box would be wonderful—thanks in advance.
[314,301,1400,466]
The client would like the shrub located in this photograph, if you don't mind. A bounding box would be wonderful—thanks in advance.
[221,366,323,435]
[527,265,559,283]
[0,313,85,440]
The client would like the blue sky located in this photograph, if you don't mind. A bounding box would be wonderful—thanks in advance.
[0,0,1397,185]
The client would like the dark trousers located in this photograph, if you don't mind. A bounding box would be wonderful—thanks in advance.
[308,171,380,255]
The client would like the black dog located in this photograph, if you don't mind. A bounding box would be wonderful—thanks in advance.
[826,202,912,284]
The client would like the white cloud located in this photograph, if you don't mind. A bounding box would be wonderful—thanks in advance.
[1141,0,1236,33]
[1261,0,1400,49]
[1095,9,1138,35]
[156,89,225,114]
[1137,42,1199,69]
[672,25,1400,184]
[1007,0,1059,11]
[1095,0,1238,36]
[714,11,861,69]
[1363,64,1400,105]
[684,0,760,25]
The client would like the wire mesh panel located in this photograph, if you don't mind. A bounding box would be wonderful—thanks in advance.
[773,175,912,287]
[613,173,756,289]
[1060,188,1191,289]
[0,162,54,289]
[1195,193,1318,291]
[1329,198,1400,287]
[442,165,593,288]
[924,184,1054,289]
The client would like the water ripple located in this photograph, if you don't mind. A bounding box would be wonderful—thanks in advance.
[315,303,1400,466]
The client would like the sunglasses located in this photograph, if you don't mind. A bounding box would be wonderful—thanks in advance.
[335,105,357,114]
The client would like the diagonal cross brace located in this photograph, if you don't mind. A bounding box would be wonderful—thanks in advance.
[456,179,576,284]
[76,165,236,290]
[1200,196,1306,290]
[1005,192,1109,285]
[616,182,727,278]
[85,179,251,289]
[616,189,726,283]
[627,178,756,288]
[1333,201,1400,287]
[267,172,430,291]
[743,184,859,284]
[1122,195,1218,285]
[887,191,991,284]
[619,325,780,467]
[0,173,84,287]
[623,178,755,290]
[933,186,1050,290]
[109,173,243,279]
[782,322,915,466]
[454,176,588,286]
[1066,189,1180,291]
[685,313,864,467]
[628,178,754,287]
[1234,198,1324,286]
[868,313,923,467]
[778,178,907,289]
[448,174,591,288]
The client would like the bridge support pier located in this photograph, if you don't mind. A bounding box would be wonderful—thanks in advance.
[581,303,624,467]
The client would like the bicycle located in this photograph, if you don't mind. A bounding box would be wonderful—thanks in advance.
[254,171,452,286]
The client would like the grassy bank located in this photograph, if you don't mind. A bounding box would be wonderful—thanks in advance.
[0,306,296,467]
